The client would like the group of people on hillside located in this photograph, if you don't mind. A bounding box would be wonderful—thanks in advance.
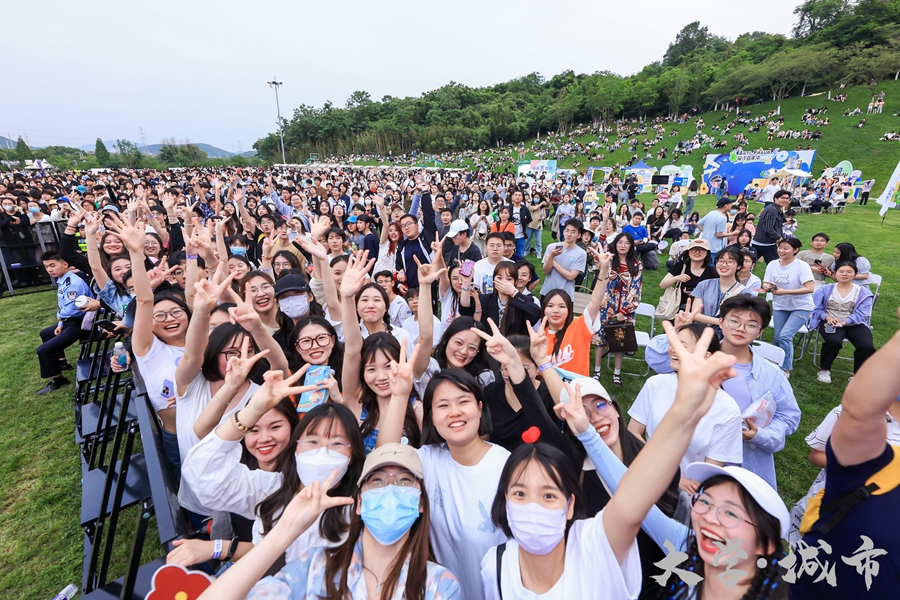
[3,163,896,599]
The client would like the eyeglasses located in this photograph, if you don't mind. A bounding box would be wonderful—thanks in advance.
[248,283,275,296]
[582,399,613,417]
[295,333,333,351]
[152,307,185,322]
[691,493,756,529]
[298,435,349,452]
[220,347,257,360]
[716,260,737,267]
[722,316,762,334]
[400,221,416,229]
[167,268,184,278]
[362,470,419,491]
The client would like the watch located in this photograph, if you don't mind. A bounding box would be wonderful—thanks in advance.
[223,536,239,561]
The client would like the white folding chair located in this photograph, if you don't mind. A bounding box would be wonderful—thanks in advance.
[752,341,785,368]
[607,302,655,376]
[867,273,882,309]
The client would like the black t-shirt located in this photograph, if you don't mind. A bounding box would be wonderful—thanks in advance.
[667,263,717,307]
[791,441,900,599]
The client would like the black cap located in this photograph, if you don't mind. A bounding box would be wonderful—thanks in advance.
[274,273,310,298]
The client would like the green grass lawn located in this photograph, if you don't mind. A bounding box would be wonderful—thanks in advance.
[356,79,900,198]
[0,195,895,597]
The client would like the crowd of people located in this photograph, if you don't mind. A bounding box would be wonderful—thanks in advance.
[2,163,896,599]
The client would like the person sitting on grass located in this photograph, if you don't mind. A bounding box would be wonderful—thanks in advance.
[35,251,95,395]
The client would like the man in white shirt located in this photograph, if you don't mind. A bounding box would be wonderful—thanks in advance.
[758,177,781,204]
[697,198,738,261]
[541,218,587,300]
[472,232,511,294]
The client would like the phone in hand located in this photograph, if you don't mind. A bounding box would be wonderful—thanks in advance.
[459,260,475,278]
[297,365,333,413]
[95,320,119,334]
[825,323,836,334]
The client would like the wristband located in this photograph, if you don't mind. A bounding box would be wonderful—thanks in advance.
[212,539,223,560]
[461,286,471,291]
[538,362,553,373]
[186,254,199,260]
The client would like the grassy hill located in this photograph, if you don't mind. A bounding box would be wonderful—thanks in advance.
[355,79,900,195]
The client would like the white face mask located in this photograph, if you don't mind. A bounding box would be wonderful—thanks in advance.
[278,294,310,319]
[506,501,567,555]
[295,447,350,488]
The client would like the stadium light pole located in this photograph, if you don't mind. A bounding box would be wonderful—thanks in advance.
[267,78,287,164]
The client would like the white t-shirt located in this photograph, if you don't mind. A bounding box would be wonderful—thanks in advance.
[418,443,511,600]
[135,336,185,412]
[401,314,443,349]
[541,243,587,300]
[439,286,460,331]
[763,259,814,311]
[176,373,260,514]
[473,257,512,294]
[629,373,743,472]
[360,322,415,359]
[388,295,413,328]
[480,514,642,600]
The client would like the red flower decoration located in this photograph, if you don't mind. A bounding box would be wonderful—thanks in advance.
[521,426,541,445]
[145,564,213,600]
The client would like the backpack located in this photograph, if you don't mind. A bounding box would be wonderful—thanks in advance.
[799,444,900,536]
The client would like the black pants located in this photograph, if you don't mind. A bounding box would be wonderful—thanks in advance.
[754,243,779,264]
[37,320,88,378]
[859,191,869,205]
[819,322,875,372]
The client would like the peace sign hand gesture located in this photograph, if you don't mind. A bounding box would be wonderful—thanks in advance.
[471,318,521,369]
[662,320,736,419]
[388,339,419,400]
[552,381,591,435]
[275,472,354,540]
[193,269,236,312]
[224,335,271,388]
[526,317,550,364]
[229,292,263,334]
[247,367,321,416]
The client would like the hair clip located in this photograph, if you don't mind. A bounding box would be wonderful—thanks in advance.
[521,426,541,445]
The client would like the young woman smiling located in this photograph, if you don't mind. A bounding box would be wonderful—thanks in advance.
[685,246,753,327]
[760,238,814,376]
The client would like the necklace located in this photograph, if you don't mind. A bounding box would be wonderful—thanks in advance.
[362,564,384,591]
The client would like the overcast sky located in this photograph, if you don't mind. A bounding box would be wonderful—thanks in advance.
[4,0,800,153]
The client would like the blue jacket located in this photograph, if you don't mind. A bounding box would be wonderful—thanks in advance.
[809,283,873,330]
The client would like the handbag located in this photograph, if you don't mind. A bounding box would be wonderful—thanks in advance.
[605,321,638,354]
[655,265,685,321]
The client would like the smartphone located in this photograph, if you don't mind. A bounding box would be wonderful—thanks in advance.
[814,259,822,265]
[95,320,118,334]
[825,323,836,334]
[296,365,333,413]
[459,259,475,278]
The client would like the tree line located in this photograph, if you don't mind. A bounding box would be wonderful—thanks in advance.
[253,0,900,163]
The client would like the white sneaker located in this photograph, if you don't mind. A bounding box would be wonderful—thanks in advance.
[817,370,832,384]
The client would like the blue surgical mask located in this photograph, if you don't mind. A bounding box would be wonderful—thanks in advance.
[730,209,738,215]
[230,246,247,256]
[28,206,41,214]
[360,485,421,545]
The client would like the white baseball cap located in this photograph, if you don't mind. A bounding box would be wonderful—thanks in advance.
[447,219,469,237]
[684,463,790,538]
[559,377,612,405]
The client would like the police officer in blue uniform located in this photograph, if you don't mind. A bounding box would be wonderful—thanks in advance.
[35,251,94,395]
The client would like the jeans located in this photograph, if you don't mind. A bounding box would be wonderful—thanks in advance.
[525,228,542,255]
[515,236,526,257]
[773,309,811,371]
[684,195,696,217]
[161,426,182,485]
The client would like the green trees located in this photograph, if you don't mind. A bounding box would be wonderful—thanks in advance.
[15,137,33,161]
[251,4,900,163]
[114,140,142,168]
[94,138,110,166]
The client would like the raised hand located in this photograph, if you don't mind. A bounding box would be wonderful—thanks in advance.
[148,261,179,289]
[229,292,263,332]
[224,335,271,387]
[83,211,99,238]
[66,206,85,229]
[274,472,354,539]
[552,381,591,435]
[193,269,236,312]
[470,318,520,367]
[105,213,147,254]
[430,233,447,255]
[339,250,375,299]
[526,317,550,363]
[662,320,736,418]
[249,367,320,415]
[388,339,419,400]
[295,234,327,261]
[310,215,331,240]
[594,250,613,276]
[415,256,446,286]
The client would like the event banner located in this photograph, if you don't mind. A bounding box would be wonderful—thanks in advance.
[877,160,900,217]
[518,159,558,180]
[702,149,816,196]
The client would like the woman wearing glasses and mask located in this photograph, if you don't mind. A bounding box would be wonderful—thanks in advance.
[199,443,460,600]
[180,370,364,570]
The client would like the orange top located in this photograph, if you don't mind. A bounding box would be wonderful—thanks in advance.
[545,312,597,377]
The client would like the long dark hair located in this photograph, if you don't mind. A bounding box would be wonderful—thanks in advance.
[493,261,523,335]
[355,281,393,332]
[358,333,421,448]
[106,255,132,296]
[491,442,588,538]
[611,232,640,277]
[200,323,263,382]
[322,477,432,600]
[257,403,364,541]
[659,475,787,600]
[287,315,344,384]
[421,369,492,445]
[433,317,490,379]
[834,242,860,264]
[541,290,574,360]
